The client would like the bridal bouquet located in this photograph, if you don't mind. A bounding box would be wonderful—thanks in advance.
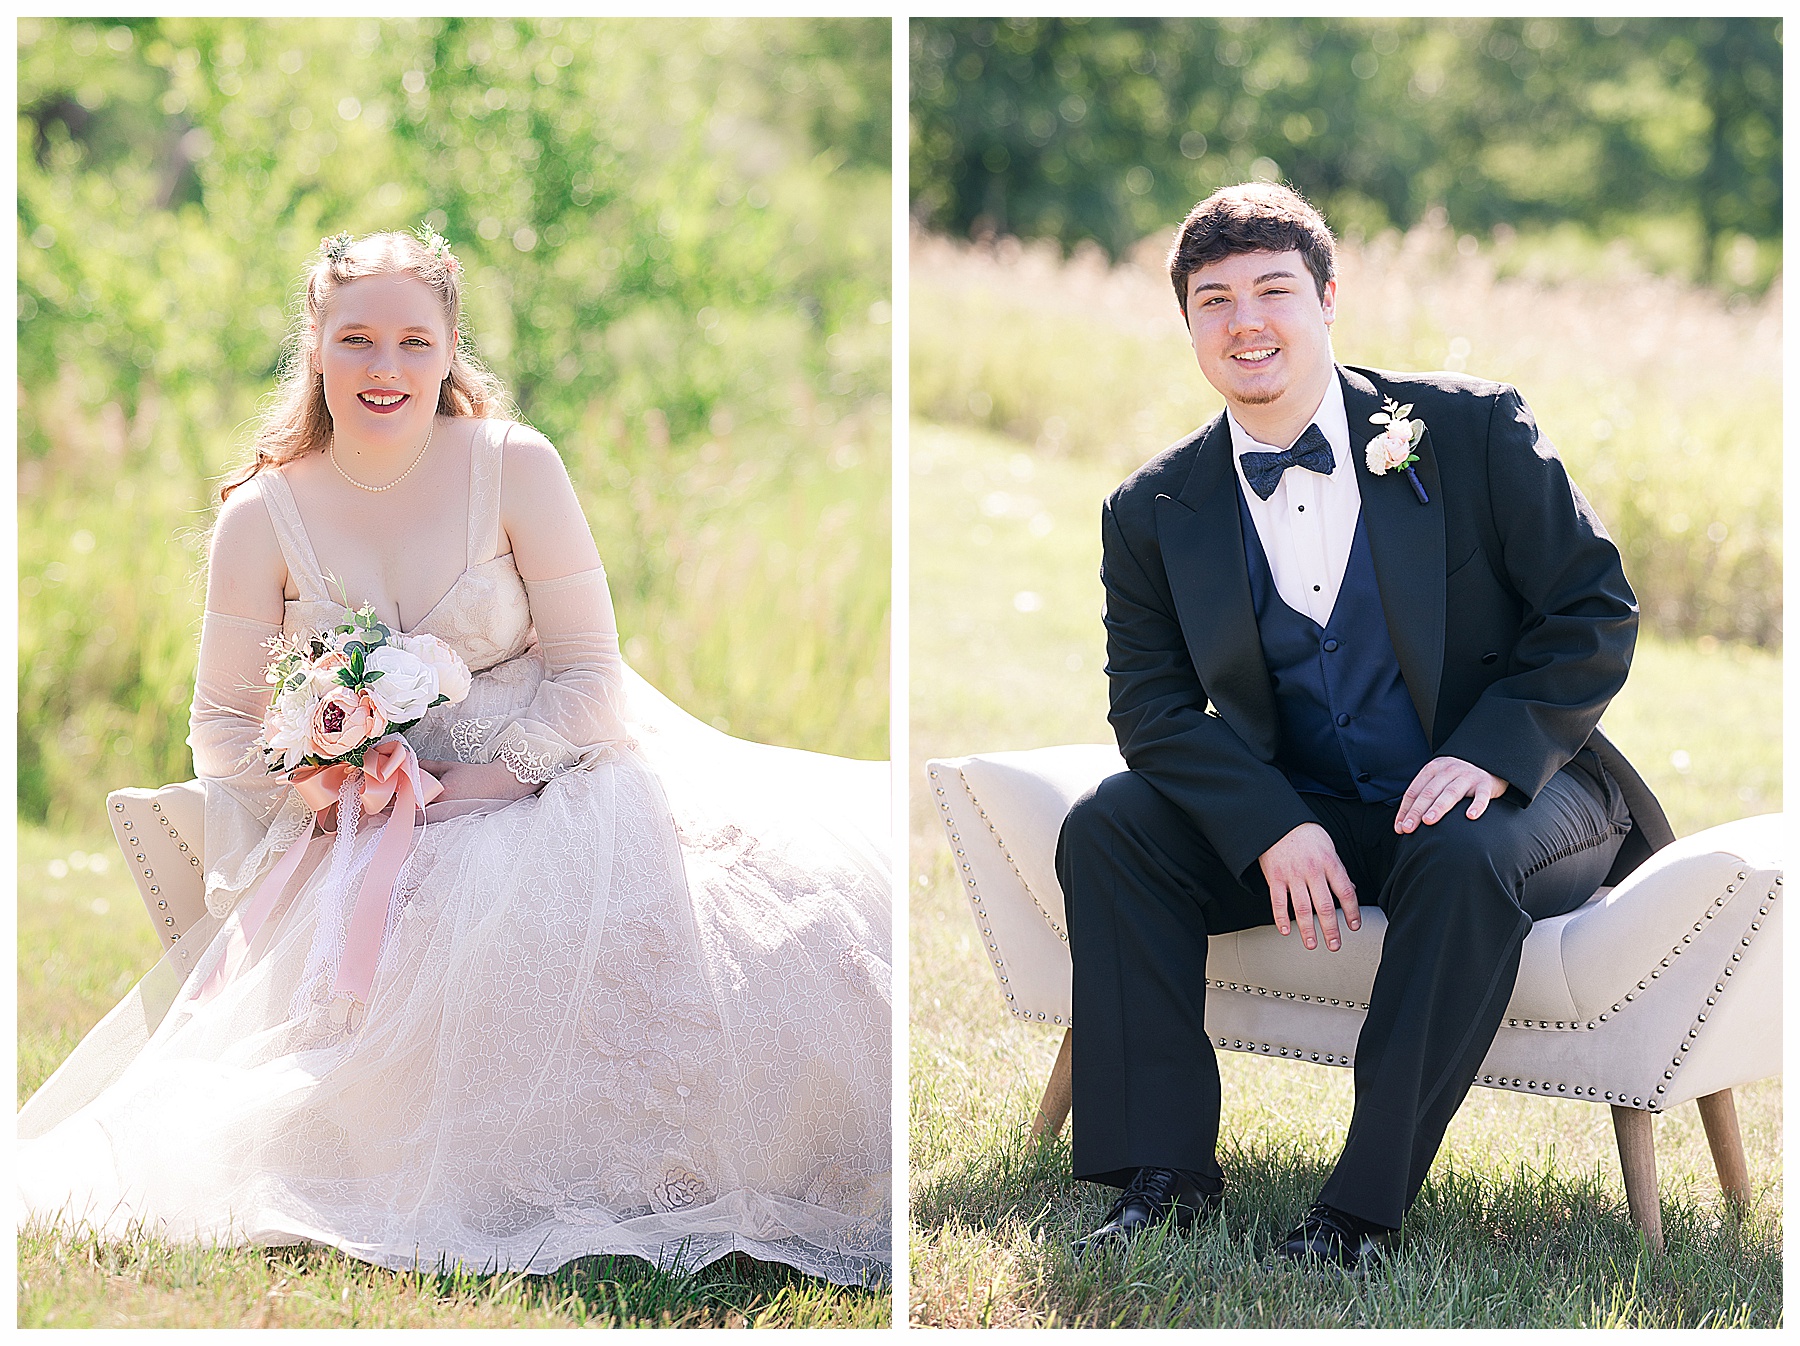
[255,604,472,774]
[217,606,472,1030]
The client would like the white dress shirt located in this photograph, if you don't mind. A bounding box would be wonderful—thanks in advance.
[1228,374,1362,627]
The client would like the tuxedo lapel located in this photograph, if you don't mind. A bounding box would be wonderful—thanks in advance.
[1341,366,1447,743]
[1153,416,1280,759]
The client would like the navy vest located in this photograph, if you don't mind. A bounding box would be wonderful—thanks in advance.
[1238,488,1432,804]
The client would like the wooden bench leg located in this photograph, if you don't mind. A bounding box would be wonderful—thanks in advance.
[1611,1105,1663,1250]
[1696,1088,1752,1213]
[1031,1029,1074,1140]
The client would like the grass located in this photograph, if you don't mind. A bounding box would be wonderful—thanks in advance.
[908,418,1781,1328]
[911,229,1781,647]
[16,822,891,1327]
[18,1220,885,1328]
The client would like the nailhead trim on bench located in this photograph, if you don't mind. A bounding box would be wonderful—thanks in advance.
[930,764,1069,1027]
[1204,980,1370,1011]
[933,762,1780,1086]
[1498,871,1749,1032]
[953,767,1069,943]
[113,794,203,942]
[1221,876,1778,1113]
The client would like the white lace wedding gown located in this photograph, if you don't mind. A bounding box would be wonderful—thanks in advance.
[18,422,892,1286]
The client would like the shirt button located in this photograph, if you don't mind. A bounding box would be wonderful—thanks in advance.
[1335,713,1351,727]
[1357,773,1372,784]
[1322,638,1339,652]
[1313,584,1321,592]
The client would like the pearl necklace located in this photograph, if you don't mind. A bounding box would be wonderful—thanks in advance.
[329,416,436,493]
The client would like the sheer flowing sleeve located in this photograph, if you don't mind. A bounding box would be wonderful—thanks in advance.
[455,566,635,784]
[189,609,315,915]
[189,610,281,817]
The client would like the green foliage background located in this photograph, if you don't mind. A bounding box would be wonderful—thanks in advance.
[19,17,893,830]
[912,17,1780,287]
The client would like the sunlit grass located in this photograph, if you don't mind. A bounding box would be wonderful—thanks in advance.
[18,1216,887,1328]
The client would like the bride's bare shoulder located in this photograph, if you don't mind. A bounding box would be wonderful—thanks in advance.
[212,476,279,555]
[495,420,577,497]
[207,475,288,618]
[495,419,563,466]
[491,421,600,575]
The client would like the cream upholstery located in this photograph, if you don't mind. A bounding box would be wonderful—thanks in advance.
[927,747,1782,1116]
[106,781,208,953]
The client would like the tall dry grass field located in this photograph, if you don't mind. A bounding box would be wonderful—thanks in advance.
[909,233,1780,1328]
[912,224,1780,647]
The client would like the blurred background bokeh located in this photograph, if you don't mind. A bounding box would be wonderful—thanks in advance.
[19,16,892,841]
[914,16,1779,287]
[908,17,1779,1327]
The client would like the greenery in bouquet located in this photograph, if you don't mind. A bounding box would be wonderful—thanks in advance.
[256,604,472,774]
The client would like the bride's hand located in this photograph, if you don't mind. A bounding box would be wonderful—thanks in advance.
[416,759,542,804]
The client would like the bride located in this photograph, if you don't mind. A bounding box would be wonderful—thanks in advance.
[17,228,892,1287]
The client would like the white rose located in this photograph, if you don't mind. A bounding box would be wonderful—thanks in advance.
[361,645,440,724]
[394,632,473,706]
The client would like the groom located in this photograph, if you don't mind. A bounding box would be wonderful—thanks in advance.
[1055,183,1671,1268]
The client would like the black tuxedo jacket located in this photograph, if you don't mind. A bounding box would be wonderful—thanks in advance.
[1098,363,1672,888]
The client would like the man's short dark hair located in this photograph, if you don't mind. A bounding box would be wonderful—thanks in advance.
[1167,182,1337,320]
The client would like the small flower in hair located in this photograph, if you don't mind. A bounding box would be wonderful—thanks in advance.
[320,231,354,263]
[415,222,462,276]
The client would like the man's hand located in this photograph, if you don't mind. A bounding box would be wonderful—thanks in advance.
[1258,822,1359,952]
[417,759,542,805]
[1395,756,1509,834]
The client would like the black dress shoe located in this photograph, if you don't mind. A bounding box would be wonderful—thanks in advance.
[1276,1203,1397,1273]
[1073,1167,1223,1256]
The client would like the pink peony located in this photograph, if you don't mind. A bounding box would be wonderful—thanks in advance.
[308,685,387,759]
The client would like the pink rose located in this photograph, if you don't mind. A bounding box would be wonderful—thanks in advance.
[1365,429,1414,474]
[304,650,351,697]
[308,685,387,759]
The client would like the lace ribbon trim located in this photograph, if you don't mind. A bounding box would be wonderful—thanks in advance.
[449,715,587,785]
[493,731,566,785]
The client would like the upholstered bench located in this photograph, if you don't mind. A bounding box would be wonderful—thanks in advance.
[926,744,1782,1248]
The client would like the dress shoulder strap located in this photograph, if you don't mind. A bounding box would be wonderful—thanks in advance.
[254,470,332,602]
[466,419,509,567]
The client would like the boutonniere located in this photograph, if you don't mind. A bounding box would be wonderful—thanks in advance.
[1365,398,1430,504]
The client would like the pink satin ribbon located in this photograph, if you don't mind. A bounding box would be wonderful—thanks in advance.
[199,737,442,1024]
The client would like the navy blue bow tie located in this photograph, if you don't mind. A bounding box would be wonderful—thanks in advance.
[1240,424,1335,501]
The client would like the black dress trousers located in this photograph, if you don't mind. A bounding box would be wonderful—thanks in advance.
[1056,755,1630,1229]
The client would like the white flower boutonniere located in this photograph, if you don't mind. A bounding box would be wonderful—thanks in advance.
[1366,398,1430,504]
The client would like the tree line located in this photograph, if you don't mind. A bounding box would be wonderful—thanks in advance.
[911,17,1779,286]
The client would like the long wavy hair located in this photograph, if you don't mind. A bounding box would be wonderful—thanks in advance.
[219,229,515,500]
